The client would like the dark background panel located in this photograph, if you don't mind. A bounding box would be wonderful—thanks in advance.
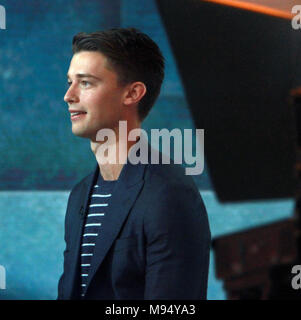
[156,0,299,201]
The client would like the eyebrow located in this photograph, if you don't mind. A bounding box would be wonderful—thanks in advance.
[67,73,101,80]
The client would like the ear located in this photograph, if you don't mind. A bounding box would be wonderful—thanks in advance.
[123,82,147,106]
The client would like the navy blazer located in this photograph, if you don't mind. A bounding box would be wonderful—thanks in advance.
[57,149,211,300]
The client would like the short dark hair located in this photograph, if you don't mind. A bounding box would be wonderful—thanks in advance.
[72,28,165,121]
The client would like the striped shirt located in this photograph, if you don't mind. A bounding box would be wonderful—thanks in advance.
[80,172,117,298]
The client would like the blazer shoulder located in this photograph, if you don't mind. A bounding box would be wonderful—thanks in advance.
[145,161,199,195]
[142,163,206,223]
[142,163,210,245]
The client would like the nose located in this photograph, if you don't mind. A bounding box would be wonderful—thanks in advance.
[64,84,80,104]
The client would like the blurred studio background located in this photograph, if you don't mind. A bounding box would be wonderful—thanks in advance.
[0,0,300,299]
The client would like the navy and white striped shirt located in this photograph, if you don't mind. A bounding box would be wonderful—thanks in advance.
[80,173,117,298]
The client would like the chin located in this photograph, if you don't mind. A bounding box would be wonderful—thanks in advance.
[73,126,99,141]
[72,128,89,139]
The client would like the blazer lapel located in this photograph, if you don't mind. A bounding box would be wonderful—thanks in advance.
[66,166,99,299]
[82,159,146,296]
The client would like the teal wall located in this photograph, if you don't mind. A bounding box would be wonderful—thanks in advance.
[0,191,294,300]
[0,0,295,300]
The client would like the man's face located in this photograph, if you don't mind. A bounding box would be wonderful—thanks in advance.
[64,51,127,141]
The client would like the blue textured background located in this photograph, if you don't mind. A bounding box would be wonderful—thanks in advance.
[0,0,212,190]
[0,0,295,299]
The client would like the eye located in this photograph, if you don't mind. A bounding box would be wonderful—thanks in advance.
[80,80,91,87]
[67,81,72,87]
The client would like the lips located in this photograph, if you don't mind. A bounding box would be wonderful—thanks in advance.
[71,111,86,116]
[69,109,86,115]
[69,109,87,120]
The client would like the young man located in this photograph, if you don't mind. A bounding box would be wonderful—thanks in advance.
[57,28,211,300]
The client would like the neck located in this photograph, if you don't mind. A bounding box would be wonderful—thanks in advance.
[90,120,141,181]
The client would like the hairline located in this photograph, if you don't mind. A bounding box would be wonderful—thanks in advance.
[72,49,133,88]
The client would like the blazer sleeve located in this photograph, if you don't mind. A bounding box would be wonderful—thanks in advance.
[57,189,74,300]
[143,183,211,300]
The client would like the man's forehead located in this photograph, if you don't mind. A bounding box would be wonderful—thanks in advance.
[67,51,110,77]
